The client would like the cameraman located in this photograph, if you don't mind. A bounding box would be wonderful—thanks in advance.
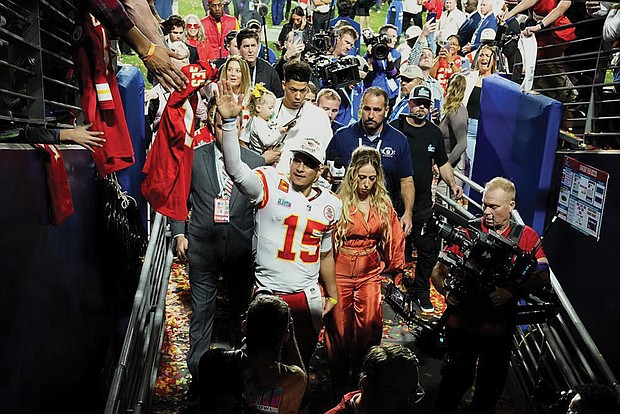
[329,24,359,58]
[325,25,365,127]
[430,177,550,414]
[363,24,402,110]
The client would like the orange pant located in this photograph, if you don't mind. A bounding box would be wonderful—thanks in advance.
[324,250,384,392]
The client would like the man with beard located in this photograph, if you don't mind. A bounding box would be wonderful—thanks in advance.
[391,85,462,311]
[327,87,415,236]
[201,0,239,61]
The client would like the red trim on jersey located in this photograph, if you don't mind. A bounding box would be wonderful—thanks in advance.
[256,169,270,209]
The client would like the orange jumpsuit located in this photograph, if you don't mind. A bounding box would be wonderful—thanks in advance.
[324,204,405,392]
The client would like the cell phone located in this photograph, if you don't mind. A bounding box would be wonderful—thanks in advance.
[282,115,299,129]
[293,30,304,45]
[444,41,451,51]
[427,11,436,23]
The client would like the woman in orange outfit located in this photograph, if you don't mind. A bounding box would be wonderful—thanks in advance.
[324,146,406,396]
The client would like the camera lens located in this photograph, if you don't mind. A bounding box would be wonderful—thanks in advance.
[372,43,389,60]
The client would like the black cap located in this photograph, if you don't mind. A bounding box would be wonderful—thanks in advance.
[409,85,432,102]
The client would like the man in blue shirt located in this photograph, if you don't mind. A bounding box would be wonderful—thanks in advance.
[327,86,414,235]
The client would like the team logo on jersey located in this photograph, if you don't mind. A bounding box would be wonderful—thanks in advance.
[323,205,335,222]
[277,198,291,209]
[278,179,289,193]
[427,144,436,153]
[381,147,396,158]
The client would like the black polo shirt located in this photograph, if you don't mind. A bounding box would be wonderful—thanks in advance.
[391,118,448,214]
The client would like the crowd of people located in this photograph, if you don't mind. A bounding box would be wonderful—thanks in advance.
[37,0,617,413]
[134,0,619,413]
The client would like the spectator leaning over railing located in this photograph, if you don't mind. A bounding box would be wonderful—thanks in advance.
[500,0,575,58]
[499,0,577,102]
[88,0,189,91]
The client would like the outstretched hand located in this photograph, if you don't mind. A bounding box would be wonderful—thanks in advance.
[59,123,106,153]
[144,45,189,92]
[214,79,244,119]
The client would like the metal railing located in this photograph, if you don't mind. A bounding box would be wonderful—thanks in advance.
[445,172,620,413]
[104,212,174,414]
[511,10,620,149]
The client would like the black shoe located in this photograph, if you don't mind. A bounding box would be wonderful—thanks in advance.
[183,380,200,403]
[417,295,434,313]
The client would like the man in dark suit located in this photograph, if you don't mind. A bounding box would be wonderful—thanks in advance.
[170,105,264,401]
[237,29,284,96]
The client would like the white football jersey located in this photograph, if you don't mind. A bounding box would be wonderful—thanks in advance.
[252,167,342,293]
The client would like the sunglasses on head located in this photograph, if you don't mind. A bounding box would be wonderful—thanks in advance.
[187,23,200,29]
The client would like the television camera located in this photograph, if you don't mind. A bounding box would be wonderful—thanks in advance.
[306,53,361,89]
[430,203,547,297]
[361,28,390,60]
[431,203,558,322]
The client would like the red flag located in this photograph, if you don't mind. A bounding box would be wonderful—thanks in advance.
[33,144,75,225]
[141,61,217,221]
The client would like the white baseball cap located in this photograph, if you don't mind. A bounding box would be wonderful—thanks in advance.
[480,28,497,42]
[291,137,326,165]
[405,25,422,40]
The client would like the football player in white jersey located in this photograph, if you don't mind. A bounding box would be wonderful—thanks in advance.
[217,80,343,370]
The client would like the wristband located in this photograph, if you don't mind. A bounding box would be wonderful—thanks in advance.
[140,43,156,61]
[538,20,546,30]
[222,117,238,124]
[326,296,338,305]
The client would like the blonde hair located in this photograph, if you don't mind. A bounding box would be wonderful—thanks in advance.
[184,13,206,42]
[475,45,498,74]
[335,147,393,251]
[220,55,251,98]
[247,83,275,117]
[336,24,359,41]
[317,88,341,104]
[442,73,467,116]
[484,177,516,202]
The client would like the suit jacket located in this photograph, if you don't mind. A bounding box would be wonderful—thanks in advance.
[254,58,284,98]
[170,142,264,267]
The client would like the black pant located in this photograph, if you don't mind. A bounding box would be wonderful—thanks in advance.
[312,11,330,31]
[402,11,423,34]
[434,326,512,414]
[408,213,440,297]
